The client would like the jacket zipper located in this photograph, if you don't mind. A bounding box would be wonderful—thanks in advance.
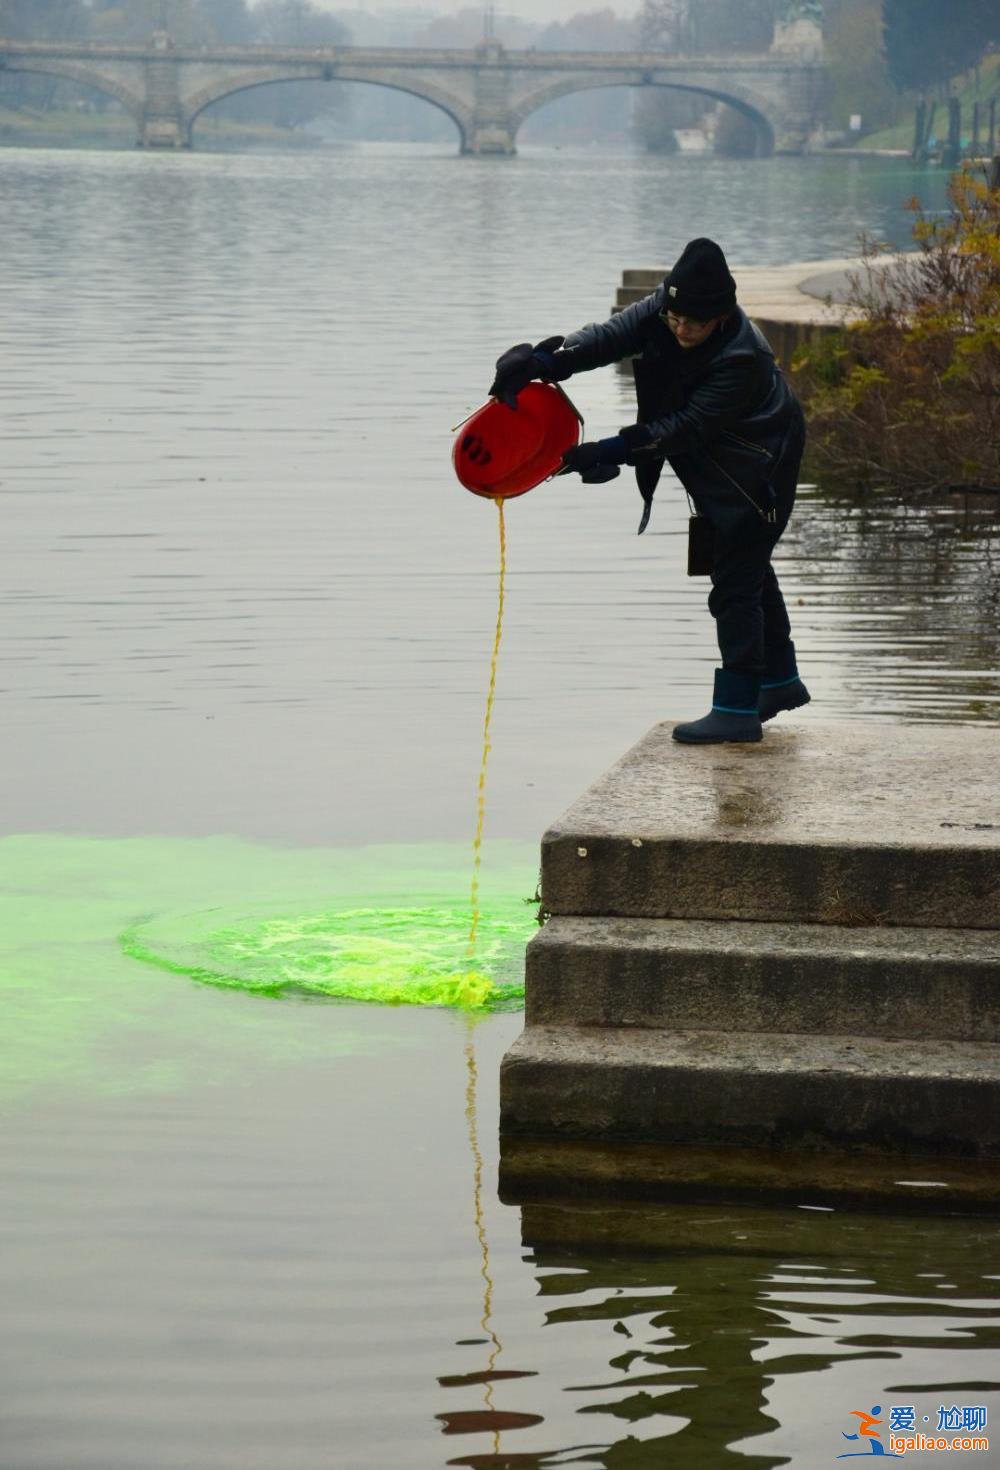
[704,451,777,523]
[721,429,771,457]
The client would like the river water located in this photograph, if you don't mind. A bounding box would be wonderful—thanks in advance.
[1,143,998,1469]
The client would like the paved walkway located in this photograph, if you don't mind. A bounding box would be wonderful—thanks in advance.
[735,257,862,320]
[622,255,903,327]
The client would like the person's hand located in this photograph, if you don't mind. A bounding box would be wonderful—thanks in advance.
[618,423,653,456]
[489,343,534,409]
[556,443,622,483]
[558,440,608,475]
[558,425,653,476]
[488,335,567,408]
[578,464,621,483]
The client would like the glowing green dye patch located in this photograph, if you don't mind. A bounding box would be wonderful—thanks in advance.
[0,835,538,1105]
[121,900,530,1011]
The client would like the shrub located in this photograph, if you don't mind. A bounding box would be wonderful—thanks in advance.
[792,167,1000,494]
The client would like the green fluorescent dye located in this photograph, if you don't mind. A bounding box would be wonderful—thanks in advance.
[120,900,530,1012]
[0,835,538,1106]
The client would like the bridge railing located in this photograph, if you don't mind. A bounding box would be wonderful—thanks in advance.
[0,38,822,69]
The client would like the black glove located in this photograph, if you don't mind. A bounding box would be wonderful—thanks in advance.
[489,335,569,409]
[618,423,654,457]
[558,447,621,482]
[558,425,653,476]
[555,454,620,484]
[558,440,609,475]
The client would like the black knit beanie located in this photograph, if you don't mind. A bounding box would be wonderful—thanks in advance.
[662,238,737,321]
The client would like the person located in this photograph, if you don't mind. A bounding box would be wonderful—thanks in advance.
[487,237,809,745]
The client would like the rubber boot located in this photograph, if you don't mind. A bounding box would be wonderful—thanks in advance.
[759,641,810,723]
[672,668,763,744]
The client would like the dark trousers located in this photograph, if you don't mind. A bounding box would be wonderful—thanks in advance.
[706,465,799,678]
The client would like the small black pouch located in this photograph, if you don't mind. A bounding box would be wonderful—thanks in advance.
[687,514,714,577]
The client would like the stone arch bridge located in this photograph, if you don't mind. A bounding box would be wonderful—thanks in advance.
[0,33,826,156]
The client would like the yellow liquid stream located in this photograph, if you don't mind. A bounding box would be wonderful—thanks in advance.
[459,502,506,1453]
[463,497,506,982]
[464,1022,503,1451]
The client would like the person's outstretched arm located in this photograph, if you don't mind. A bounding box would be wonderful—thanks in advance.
[560,289,663,371]
[560,348,758,478]
[488,290,663,407]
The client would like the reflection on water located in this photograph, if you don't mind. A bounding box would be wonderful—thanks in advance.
[435,1200,1000,1468]
[436,1024,542,1452]
[782,491,1000,725]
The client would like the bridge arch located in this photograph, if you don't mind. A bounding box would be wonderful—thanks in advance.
[0,57,144,119]
[510,77,776,157]
[184,68,473,151]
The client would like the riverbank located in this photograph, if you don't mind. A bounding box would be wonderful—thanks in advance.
[0,102,320,151]
[617,246,1000,502]
[847,52,1000,155]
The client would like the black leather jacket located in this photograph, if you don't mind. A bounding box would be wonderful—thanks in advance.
[563,290,806,533]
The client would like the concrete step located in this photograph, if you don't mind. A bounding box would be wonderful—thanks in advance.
[623,267,667,289]
[499,1023,1000,1157]
[526,915,1000,1041]
[542,723,1000,930]
[615,286,651,308]
[501,1139,1000,1211]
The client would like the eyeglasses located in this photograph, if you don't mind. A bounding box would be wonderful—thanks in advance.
[660,311,713,331]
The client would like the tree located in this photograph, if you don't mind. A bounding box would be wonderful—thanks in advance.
[635,0,779,57]
[206,0,351,133]
[250,0,347,47]
[792,170,1000,494]
[196,0,255,44]
[825,0,895,134]
[882,0,993,95]
[634,0,705,153]
[0,0,87,40]
[637,0,689,50]
[528,9,639,145]
[537,6,638,51]
[632,0,781,153]
[0,0,91,111]
[412,8,538,49]
[686,0,776,54]
[87,1,210,45]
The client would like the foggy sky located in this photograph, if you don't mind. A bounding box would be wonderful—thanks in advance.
[305,0,642,22]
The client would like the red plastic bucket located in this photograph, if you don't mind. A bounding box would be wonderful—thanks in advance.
[453,383,582,499]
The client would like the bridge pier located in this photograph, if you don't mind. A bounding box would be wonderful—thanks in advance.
[138,109,190,148]
[138,33,190,148]
[463,41,517,155]
[463,123,517,156]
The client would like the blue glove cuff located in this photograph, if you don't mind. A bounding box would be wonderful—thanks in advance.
[596,435,629,466]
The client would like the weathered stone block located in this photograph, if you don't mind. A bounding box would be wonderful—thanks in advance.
[542,724,1000,930]
[526,915,1000,1041]
[501,1024,1000,1157]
